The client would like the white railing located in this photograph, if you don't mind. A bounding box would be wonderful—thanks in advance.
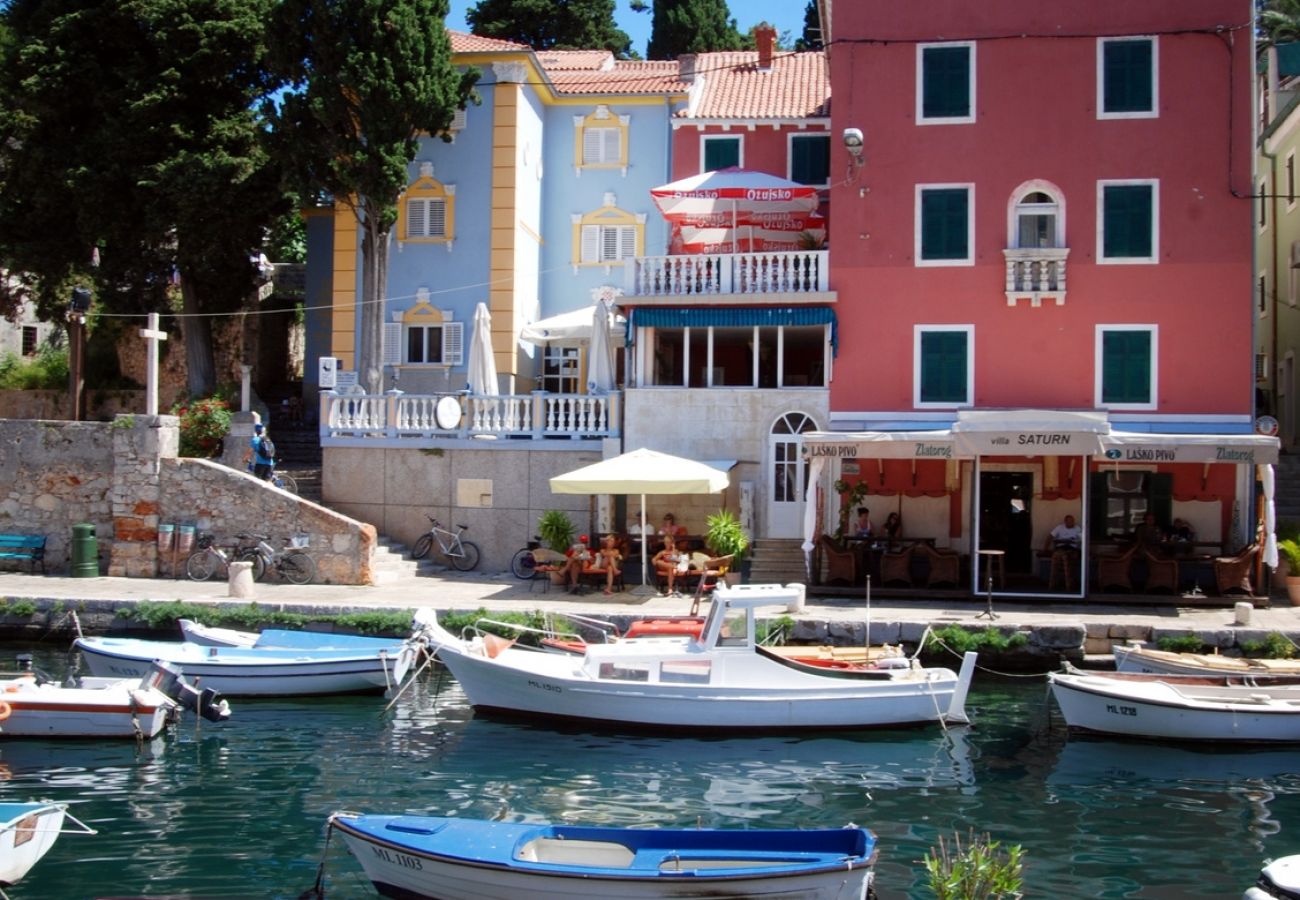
[625,249,830,297]
[1003,248,1069,306]
[320,390,620,441]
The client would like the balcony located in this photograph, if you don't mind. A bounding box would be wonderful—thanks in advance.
[319,390,620,445]
[1004,248,1069,307]
[624,250,832,301]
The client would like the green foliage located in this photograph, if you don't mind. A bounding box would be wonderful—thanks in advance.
[756,615,793,645]
[795,0,821,51]
[926,625,1029,655]
[170,394,233,458]
[647,0,744,58]
[0,344,69,389]
[537,510,577,553]
[436,608,557,647]
[1155,634,1207,653]
[704,509,749,564]
[832,479,869,542]
[1279,538,1300,572]
[0,599,38,617]
[1240,632,1298,659]
[923,829,1025,900]
[467,0,631,55]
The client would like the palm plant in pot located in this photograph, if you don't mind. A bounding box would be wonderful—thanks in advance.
[1279,537,1300,606]
[536,510,576,580]
[705,509,749,585]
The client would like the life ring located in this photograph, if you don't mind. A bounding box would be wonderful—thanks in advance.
[0,701,13,721]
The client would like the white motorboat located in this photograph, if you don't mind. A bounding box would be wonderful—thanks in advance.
[177,618,411,653]
[1049,668,1300,743]
[0,802,94,889]
[328,812,877,900]
[415,583,977,732]
[1245,854,1300,900]
[75,635,417,697]
[1114,643,1300,678]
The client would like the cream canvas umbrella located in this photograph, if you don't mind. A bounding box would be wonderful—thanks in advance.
[550,448,730,590]
[466,301,498,395]
[585,298,617,394]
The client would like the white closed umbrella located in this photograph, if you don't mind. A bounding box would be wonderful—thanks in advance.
[586,299,616,394]
[466,301,498,396]
[1264,464,1278,569]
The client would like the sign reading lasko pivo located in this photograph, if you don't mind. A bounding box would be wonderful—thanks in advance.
[805,441,954,460]
[1099,438,1279,465]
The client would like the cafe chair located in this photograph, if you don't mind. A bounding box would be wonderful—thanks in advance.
[1095,545,1136,593]
[689,554,734,615]
[880,545,914,587]
[917,543,960,588]
[1142,549,1179,594]
[1214,544,1259,596]
[818,534,858,585]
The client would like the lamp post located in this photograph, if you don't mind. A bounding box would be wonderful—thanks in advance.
[67,287,91,421]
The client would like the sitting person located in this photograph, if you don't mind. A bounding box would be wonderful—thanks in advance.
[652,534,689,596]
[1045,514,1081,552]
[854,507,873,538]
[593,534,623,596]
[658,513,687,538]
[881,512,902,542]
[1170,517,1195,543]
[561,535,593,592]
[1133,512,1167,551]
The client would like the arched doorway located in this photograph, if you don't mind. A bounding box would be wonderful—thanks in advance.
[766,412,816,538]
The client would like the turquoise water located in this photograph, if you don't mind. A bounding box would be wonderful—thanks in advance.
[5,644,1300,898]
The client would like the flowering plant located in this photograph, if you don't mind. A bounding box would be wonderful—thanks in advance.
[171,395,232,458]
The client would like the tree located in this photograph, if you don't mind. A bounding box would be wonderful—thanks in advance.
[795,0,822,51]
[646,0,744,59]
[0,0,287,395]
[1262,0,1300,48]
[269,0,478,394]
[466,0,631,55]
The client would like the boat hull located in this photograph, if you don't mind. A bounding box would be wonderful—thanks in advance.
[331,814,875,900]
[0,802,65,886]
[0,678,174,739]
[76,637,414,697]
[1049,672,1300,742]
[1114,644,1300,678]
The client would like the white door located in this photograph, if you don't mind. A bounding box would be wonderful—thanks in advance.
[766,412,815,538]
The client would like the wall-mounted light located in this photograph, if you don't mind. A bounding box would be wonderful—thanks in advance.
[842,127,865,165]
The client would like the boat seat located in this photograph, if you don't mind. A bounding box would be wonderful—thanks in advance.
[516,837,635,868]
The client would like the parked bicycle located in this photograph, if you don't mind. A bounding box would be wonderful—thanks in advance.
[510,537,544,579]
[411,515,480,571]
[237,532,316,584]
[248,461,297,494]
[185,532,238,581]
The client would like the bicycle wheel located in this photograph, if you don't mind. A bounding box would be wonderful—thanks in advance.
[510,548,537,579]
[237,548,267,582]
[280,552,316,585]
[411,533,434,560]
[275,473,298,494]
[450,540,480,571]
[185,550,218,582]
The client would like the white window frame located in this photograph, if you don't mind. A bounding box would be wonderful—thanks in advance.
[916,41,976,126]
[580,224,637,264]
[405,196,448,239]
[1096,178,1159,265]
[582,126,622,166]
[915,183,975,267]
[1006,179,1066,249]
[1097,36,1158,120]
[1094,324,1158,411]
[384,319,464,367]
[913,324,974,409]
[701,133,744,172]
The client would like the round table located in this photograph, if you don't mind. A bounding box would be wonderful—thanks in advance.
[975,549,1005,620]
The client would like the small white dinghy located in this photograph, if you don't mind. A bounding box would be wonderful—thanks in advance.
[1245,854,1300,899]
[0,802,94,892]
[1114,643,1300,678]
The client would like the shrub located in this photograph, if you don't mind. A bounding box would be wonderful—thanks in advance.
[1240,632,1297,659]
[926,624,1028,655]
[171,394,233,458]
[923,829,1025,900]
[1155,634,1206,653]
[0,344,69,390]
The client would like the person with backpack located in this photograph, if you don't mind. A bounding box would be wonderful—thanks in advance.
[243,422,275,480]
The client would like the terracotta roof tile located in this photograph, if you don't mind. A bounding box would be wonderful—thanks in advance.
[448,31,530,53]
[547,61,687,95]
[536,49,615,71]
[684,51,829,119]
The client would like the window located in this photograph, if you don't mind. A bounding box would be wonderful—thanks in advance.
[646,323,829,389]
[1288,152,1296,207]
[20,326,37,357]
[574,106,629,171]
[573,197,644,268]
[789,134,830,186]
[917,42,975,124]
[702,135,742,171]
[541,346,579,394]
[914,326,973,407]
[1096,326,1156,408]
[1097,180,1157,263]
[1260,179,1269,231]
[1089,471,1172,540]
[384,301,463,367]
[1261,273,1269,314]
[1098,37,1156,118]
[916,184,974,265]
[1012,191,1060,248]
[398,163,455,243]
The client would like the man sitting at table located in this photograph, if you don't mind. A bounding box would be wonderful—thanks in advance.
[854,507,873,538]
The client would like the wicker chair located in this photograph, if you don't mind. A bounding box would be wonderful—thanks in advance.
[1142,550,1179,594]
[880,545,914,587]
[1095,545,1137,592]
[916,543,961,588]
[1214,544,1259,596]
[818,535,858,585]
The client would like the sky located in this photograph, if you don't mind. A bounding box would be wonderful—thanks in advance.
[445,0,808,58]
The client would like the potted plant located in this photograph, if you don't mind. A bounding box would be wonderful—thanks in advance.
[1279,538,1300,606]
[536,510,576,582]
[705,509,749,585]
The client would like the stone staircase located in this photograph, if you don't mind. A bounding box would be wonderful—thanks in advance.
[747,538,811,585]
[1275,451,1300,529]
[370,536,434,584]
[270,420,323,504]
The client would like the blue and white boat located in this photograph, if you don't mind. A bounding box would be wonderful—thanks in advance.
[177,618,407,653]
[328,812,877,900]
[0,802,94,889]
[74,636,418,698]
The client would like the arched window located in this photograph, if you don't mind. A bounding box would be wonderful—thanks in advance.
[1007,181,1065,249]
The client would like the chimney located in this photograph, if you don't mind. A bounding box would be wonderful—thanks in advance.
[678,53,697,83]
[756,24,776,71]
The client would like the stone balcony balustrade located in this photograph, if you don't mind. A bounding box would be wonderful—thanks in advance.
[1003,247,1069,307]
[624,249,830,299]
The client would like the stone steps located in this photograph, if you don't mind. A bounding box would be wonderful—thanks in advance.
[747,538,810,584]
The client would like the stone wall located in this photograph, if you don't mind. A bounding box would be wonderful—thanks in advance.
[0,416,373,583]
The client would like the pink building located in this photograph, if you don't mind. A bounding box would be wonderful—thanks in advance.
[805,0,1278,600]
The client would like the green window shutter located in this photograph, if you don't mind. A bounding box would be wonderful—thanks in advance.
[922,45,971,119]
[1101,330,1151,404]
[1148,472,1173,526]
[791,135,830,185]
[1088,472,1109,539]
[921,188,969,260]
[1104,39,1153,113]
[1102,184,1153,259]
[920,331,967,403]
[704,138,740,171]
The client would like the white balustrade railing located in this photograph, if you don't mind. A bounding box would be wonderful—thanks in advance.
[1003,248,1069,306]
[625,250,830,297]
[321,390,620,441]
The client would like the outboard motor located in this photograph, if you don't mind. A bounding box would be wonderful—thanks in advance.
[1246,855,1300,900]
[149,661,232,723]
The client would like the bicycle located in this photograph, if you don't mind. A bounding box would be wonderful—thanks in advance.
[411,515,480,571]
[237,532,316,585]
[248,461,297,494]
[185,532,238,581]
[510,537,544,579]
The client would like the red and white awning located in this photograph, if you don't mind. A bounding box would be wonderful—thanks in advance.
[650,168,821,228]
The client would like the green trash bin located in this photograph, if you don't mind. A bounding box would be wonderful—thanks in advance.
[71,523,98,577]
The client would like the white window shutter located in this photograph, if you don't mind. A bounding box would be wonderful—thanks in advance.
[582,128,605,164]
[383,323,402,366]
[450,108,467,131]
[427,199,446,237]
[618,226,636,259]
[406,199,426,238]
[581,225,600,263]
[602,128,621,162]
[444,322,464,365]
[601,227,620,262]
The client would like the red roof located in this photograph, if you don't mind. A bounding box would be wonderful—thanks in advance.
[684,50,829,119]
[542,58,686,95]
[448,31,529,53]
